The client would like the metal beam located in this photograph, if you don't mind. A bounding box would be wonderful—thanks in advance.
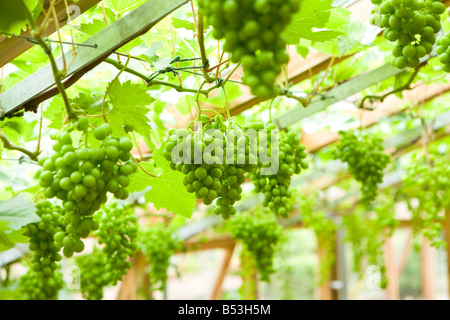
[0,0,188,120]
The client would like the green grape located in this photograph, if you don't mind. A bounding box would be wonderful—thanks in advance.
[138,223,182,291]
[436,32,450,72]
[332,131,391,203]
[228,210,284,281]
[37,118,137,257]
[19,200,65,300]
[402,149,450,247]
[370,0,444,69]
[163,114,256,219]
[197,0,301,98]
[247,124,309,218]
[75,202,138,300]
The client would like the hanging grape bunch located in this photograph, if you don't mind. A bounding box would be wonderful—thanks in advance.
[333,131,391,203]
[370,0,445,69]
[402,150,450,247]
[229,211,284,281]
[37,117,137,257]
[138,223,183,291]
[163,114,257,219]
[76,202,138,300]
[247,124,309,218]
[19,200,65,300]
[197,0,301,98]
[76,248,108,300]
[436,32,450,72]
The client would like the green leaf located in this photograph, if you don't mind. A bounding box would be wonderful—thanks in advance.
[107,80,155,140]
[172,17,195,32]
[283,0,345,44]
[0,220,28,252]
[128,148,196,218]
[43,96,65,130]
[0,195,39,230]
[0,0,40,34]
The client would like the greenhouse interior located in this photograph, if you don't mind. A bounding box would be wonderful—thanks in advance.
[1,0,450,301]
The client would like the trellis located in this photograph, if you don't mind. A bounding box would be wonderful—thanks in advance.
[0,0,449,301]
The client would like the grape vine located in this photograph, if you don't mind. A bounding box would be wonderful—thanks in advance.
[370,0,445,69]
[197,0,301,98]
[38,117,137,257]
[138,222,183,291]
[228,210,284,281]
[333,130,391,203]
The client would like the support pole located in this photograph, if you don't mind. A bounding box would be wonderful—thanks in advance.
[210,243,236,300]
[383,237,400,300]
[421,235,436,300]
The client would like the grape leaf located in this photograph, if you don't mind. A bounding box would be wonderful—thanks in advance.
[283,0,345,44]
[0,220,28,252]
[107,80,155,140]
[172,17,195,32]
[0,0,41,34]
[128,148,196,218]
[43,96,65,130]
[0,195,39,230]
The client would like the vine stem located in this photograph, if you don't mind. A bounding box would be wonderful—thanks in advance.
[359,65,423,110]
[0,132,39,161]
[103,58,213,96]
[197,13,215,83]
[101,54,131,123]
[131,155,160,178]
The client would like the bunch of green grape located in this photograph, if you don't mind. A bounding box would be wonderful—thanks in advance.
[369,0,445,69]
[93,202,138,284]
[247,125,308,218]
[75,203,138,300]
[197,0,301,98]
[436,32,450,72]
[19,200,65,300]
[402,150,450,247]
[333,131,391,203]
[163,115,256,219]
[76,248,109,300]
[138,223,182,290]
[229,211,284,281]
[38,117,137,257]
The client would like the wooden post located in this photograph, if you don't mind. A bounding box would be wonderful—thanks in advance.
[443,208,450,299]
[421,235,436,300]
[317,230,337,300]
[210,243,236,300]
[383,237,400,300]
[116,251,152,300]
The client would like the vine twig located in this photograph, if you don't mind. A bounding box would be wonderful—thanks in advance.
[0,132,39,161]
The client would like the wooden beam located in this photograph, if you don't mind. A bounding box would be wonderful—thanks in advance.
[0,0,102,68]
[0,0,188,120]
[210,243,236,300]
[443,208,450,299]
[421,236,436,300]
[383,237,400,300]
[300,82,450,153]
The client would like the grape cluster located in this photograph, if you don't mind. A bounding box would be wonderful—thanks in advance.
[369,0,445,69]
[76,248,108,300]
[19,200,65,300]
[333,131,391,203]
[402,150,450,247]
[138,223,182,290]
[248,127,308,218]
[437,32,450,72]
[76,203,138,300]
[197,0,300,98]
[163,115,256,219]
[93,202,138,284]
[229,211,284,281]
[38,118,137,257]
